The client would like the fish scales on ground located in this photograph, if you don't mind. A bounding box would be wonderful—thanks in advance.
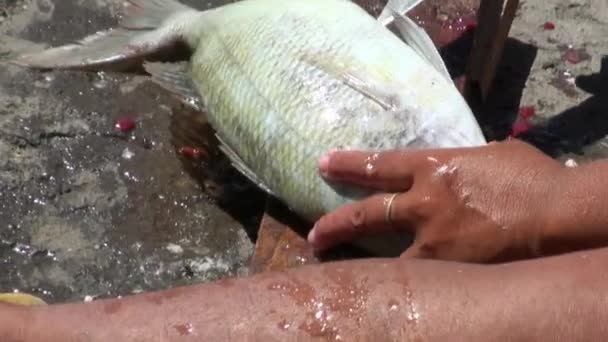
[10,0,487,255]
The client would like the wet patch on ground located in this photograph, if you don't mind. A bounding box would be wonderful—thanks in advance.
[1,0,255,304]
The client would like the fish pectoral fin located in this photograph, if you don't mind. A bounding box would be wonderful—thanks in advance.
[300,56,400,110]
[339,70,401,110]
[214,134,276,197]
[144,62,204,112]
[378,0,424,26]
[389,11,453,82]
[0,293,47,306]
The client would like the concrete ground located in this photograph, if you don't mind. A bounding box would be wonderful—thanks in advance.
[0,0,263,304]
[0,0,607,304]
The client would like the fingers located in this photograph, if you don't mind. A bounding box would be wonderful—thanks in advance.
[308,192,420,252]
[318,150,418,192]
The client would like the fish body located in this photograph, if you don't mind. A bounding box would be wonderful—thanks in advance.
[13,0,487,254]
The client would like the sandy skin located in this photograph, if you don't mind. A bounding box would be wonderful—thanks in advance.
[2,247,608,341]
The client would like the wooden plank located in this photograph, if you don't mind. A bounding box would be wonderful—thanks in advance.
[250,199,319,274]
[463,0,519,101]
[479,0,520,98]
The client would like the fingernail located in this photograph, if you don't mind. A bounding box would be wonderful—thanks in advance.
[318,155,330,176]
[307,225,317,244]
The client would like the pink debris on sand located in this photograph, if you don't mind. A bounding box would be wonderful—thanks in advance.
[558,44,591,65]
[543,21,555,30]
[177,146,207,159]
[509,106,536,137]
[518,106,536,119]
[115,117,136,133]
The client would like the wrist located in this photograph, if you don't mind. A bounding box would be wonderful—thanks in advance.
[541,160,608,255]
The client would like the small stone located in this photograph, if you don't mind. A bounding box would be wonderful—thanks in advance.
[564,159,578,168]
[121,147,135,160]
[84,295,94,302]
[166,243,184,254]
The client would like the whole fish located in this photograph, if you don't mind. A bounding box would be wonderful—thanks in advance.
[12,0,487,255]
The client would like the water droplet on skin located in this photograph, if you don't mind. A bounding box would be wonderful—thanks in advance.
[434,164,457,177]
[278,320,291,330]
[388,299,399,311]
[174,323,194,336]
[364,153,380,176]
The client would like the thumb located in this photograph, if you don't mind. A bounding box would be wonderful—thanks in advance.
[400,240,436,259]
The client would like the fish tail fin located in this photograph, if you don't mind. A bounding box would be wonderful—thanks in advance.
[11,0,202,70]
[0,293,47,306]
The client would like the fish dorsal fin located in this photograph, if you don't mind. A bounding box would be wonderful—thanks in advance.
[377,0,423,26]
[214,134,276,197]
[143,61,205,112]
[390,11,452,81]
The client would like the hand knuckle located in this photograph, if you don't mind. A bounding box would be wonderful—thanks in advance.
[349,206,367,230]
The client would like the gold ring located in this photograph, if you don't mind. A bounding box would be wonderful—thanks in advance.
[385,193,399,226]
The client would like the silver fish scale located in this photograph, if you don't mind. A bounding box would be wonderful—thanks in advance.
[190,4,429,220]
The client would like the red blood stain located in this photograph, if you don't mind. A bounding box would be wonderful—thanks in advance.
[543,21,555,30]
[177,146,207,159]
[518,106,536,119]
[510,118,532,137]
[509,106,536,137]
[115,117,136,133]
[558,45,591,65]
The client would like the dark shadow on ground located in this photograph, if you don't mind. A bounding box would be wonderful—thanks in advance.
[442,34,539,141]
[166,102,266,243]
[518,55,608,157]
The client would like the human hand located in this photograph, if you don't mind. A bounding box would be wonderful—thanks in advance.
[309,140,567,262]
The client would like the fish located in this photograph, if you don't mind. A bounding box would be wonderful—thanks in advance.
[11,0,487,256]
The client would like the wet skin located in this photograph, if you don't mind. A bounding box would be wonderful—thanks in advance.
[4,139,608,341]
[310,139,608,262]
[3,247,608,341]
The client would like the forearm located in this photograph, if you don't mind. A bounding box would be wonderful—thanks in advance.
[17,259,455,342]
[0,259,492,342]
[542,159,608,254]
[6,248,608,342]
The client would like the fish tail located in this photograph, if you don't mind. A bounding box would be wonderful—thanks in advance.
[0,293,47,306]
[10,0,203,70]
